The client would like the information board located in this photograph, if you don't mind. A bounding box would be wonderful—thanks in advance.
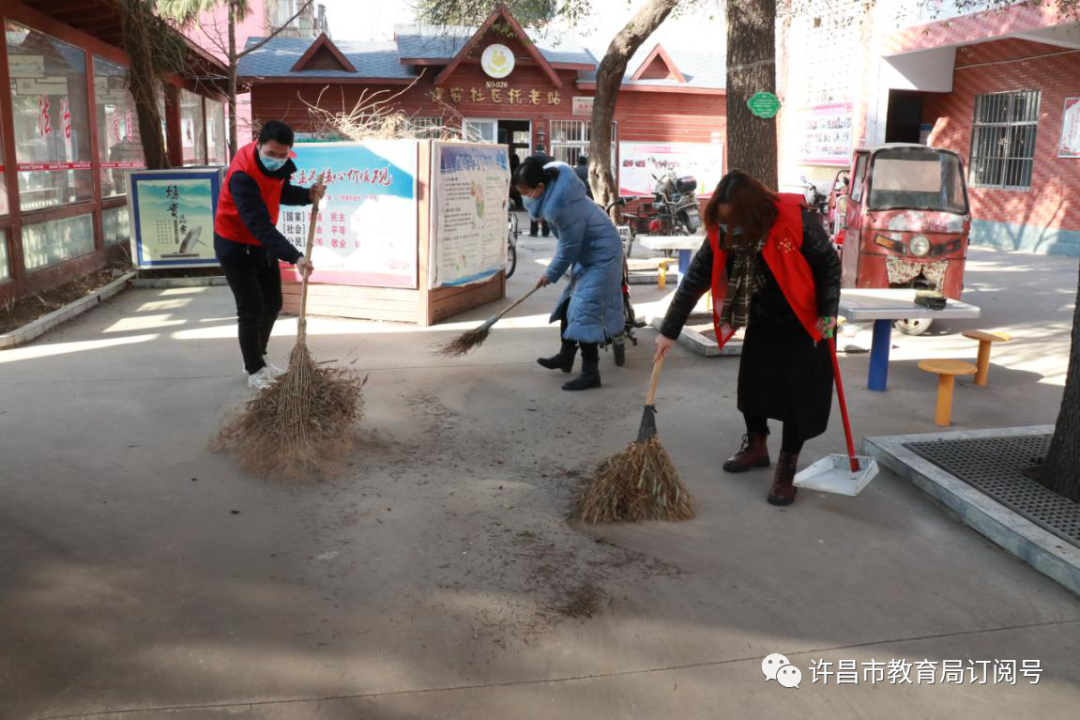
[796,103,854,166]
[128,168,222,268]
[617,142,725,197]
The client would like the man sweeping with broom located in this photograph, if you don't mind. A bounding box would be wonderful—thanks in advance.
[215,120,325,390]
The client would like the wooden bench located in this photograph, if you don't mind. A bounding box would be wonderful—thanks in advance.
[962,330,1011,387]
[918,359,977,427]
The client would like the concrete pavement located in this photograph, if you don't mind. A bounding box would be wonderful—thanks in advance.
[0,241,1077,719]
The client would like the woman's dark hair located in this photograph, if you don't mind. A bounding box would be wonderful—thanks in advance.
[704,169,779,247]
[513,155,559,190]
[258,120,295,147]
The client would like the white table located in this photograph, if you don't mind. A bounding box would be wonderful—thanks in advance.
[838,289,981,391]
[637,235,705,276]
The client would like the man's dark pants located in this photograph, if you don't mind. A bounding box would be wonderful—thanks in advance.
[218,241,281,374]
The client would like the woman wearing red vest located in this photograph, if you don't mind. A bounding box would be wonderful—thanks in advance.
[654,170,841,506]
[214,121,324,390]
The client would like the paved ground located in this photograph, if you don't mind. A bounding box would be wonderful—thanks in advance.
[1,242,1077,719]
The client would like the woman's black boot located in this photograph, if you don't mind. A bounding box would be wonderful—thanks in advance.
[563,358,601,391]
[537,340,577,373]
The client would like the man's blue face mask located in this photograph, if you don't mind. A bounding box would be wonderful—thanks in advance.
[260,147,287,172]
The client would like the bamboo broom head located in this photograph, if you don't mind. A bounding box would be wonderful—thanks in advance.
[576,436,694,524]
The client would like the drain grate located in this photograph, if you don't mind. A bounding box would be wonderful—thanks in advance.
[906,434,1080,549]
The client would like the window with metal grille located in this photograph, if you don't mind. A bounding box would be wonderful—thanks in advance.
[969,90,1040,190]
[549,120,616,166]
[407,116,456,140]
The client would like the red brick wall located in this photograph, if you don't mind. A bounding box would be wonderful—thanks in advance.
[922,41,1080,234]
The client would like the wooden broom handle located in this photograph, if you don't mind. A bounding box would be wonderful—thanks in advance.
[491,284,542,322]
[297,179,322,344]
[645,355,665,406]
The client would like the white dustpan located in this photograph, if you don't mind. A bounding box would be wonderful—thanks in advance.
[793,338,880,496]
[795,454,879,496]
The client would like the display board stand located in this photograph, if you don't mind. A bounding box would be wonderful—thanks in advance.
[281,140,505,325]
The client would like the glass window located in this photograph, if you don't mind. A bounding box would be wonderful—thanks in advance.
[970,90,1040,190]
[850,152,869,202]
[0,230,9,281]
[22,213,94,271]
[206,98,227,164]
[102,205,130,246]
[180,89,206,165]
[6,22,94,211]
[407,116,454,140]
[550,120,617,168]
[0,115,7,216]
[868,148,968,214]
[94,55,145,198]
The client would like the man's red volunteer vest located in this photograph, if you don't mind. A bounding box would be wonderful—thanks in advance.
[709,193,822,348]
[214,142,284,246]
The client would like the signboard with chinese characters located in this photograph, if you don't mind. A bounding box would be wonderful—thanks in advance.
[1058,97,1080,159]
[128,168,222,268]
[428,85,561,107]
[796,103,854,166]
[572,97,594,116]
[617,142,725,197]
[276,141,419,288]
[429,142,510,288]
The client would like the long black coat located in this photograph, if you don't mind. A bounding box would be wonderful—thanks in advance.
[660,210,842,440]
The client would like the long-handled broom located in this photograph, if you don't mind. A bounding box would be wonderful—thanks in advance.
[577,356,694,524]
[435,284,543,356]
[213,191,366,478]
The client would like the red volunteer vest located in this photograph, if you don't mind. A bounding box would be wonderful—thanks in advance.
[709,194,822,348]
[214,142,284,246]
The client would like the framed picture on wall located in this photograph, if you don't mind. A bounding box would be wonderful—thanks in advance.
[127,168,223,268]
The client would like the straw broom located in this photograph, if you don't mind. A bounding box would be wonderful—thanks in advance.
[577,356,694,524]
[212,191,366,478]
[435,284,542,357]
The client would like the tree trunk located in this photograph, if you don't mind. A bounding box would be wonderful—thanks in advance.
[726,0,777,189]
[1039,264,1080,502]
[588,0,680,214]
[122,0,169,169]
[228,0,240,159]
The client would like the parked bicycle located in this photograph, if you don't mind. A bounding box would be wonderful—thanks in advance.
[506,209,520,279]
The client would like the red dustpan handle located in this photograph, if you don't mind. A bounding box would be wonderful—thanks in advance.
[829,336,860,473]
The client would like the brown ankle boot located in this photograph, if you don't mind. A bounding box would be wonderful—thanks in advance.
[723,432,771,473]
[767,451,799,506]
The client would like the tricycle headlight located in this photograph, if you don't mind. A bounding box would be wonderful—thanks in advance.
[909,235,931,257]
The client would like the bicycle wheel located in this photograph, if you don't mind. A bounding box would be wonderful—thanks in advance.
[506,238,518,279]
[509,211,520,238]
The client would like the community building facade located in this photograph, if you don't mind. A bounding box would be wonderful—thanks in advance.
[0,0,230,304]
[238,6,726,200]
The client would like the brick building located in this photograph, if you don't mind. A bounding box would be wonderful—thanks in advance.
[779,0,1080,257]
[238,6,726,197]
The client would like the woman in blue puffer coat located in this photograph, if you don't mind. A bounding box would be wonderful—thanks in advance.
[513,155,625,391]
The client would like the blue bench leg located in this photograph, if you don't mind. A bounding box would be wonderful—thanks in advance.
[678,249,691,276]
[868,319,892,391]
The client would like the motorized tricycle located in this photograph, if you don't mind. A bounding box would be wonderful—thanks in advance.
[830,144,971,335]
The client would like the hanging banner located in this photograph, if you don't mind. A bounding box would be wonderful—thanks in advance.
[796,103,854,166]
[617,141,725,197]
[276,141,419,288]
[1058,97,1080,159]
[429,142,510,288]
[128,168,222,268]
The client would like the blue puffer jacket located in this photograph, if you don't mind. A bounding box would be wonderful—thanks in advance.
[528,162,624,344]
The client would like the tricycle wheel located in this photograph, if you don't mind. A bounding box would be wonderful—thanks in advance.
[613,340,626,366]
[895,318,932,336]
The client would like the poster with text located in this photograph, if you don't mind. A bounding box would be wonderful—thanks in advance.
[796,103,854,166]
[1058,97,1080,159]
[277,141,418,288]
[128,169,221,268]
[617,142,725,197]
[429,142,510,288]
